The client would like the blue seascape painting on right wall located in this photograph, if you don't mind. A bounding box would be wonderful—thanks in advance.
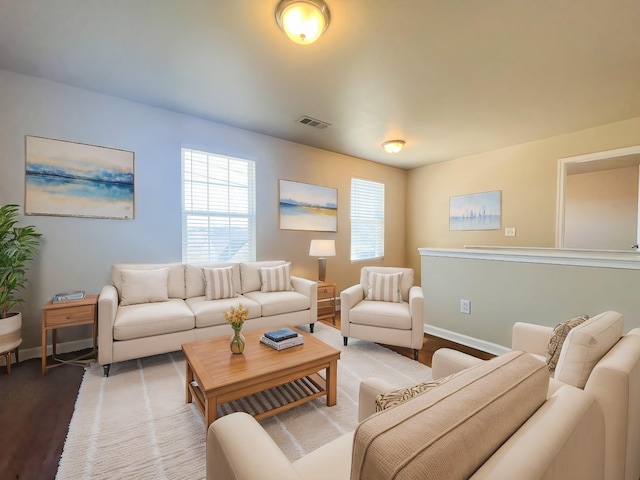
[449,190,501,231]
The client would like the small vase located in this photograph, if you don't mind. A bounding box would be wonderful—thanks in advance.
[230,327,246,354]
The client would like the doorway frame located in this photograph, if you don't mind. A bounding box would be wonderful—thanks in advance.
[556,145,640,248]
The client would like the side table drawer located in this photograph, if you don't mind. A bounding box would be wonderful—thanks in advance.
[45,305,95,327]
[318,286,334,299]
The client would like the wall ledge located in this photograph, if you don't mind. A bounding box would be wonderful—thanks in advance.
[418,246,640,270]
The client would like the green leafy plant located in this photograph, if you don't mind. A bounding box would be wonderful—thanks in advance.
[0,204,42,319]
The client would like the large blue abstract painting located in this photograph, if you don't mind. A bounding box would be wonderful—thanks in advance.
[449,190,501,231]
[279,179,337,231]
[25,136,134,219]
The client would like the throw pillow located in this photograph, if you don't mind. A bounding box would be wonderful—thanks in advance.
[260,263,292,292]
[203,266,235,300]
[375,373,457,412]
[546,315,589,375]
[120,268,170,306]
[367,271,403,303]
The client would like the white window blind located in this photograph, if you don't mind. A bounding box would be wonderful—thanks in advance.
[351,178,384,261]
[182,148,256,264]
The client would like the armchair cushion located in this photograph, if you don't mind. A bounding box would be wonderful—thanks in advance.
[348,301,412,329]
[359,266,414,302]
[546,315,589,375]
[366,271,403,302]
[555,311,624,388]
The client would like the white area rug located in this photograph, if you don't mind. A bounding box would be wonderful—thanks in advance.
[57,323,432,479]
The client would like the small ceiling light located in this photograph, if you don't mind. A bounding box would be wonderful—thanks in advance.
[382,140,405,154]
[275,0,331,45]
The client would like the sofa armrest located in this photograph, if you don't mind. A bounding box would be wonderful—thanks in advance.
[291,275,318,323]
[98,284,118,366]
[340,284,364,337]
[207,412,301,480]
[511,322,552,356]
[358,377,396,422]
[431,348,484,379]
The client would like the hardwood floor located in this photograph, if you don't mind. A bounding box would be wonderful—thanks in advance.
[1,315,492,480]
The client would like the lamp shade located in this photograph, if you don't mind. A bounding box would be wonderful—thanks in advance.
[309,239,336,257]
[275,0,330,45]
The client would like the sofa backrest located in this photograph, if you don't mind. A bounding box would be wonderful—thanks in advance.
[185,263,242,298]
[351,351,549,480]
[359,266,414,302]
[112,263,186,300]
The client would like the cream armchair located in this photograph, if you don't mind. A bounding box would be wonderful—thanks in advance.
[340,266,424,360]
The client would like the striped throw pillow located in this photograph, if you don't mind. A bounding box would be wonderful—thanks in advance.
[203,266,235,300]
[367,271,403,303]
[260,263,292,292]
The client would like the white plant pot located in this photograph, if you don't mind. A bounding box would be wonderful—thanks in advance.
[0,312,23,355]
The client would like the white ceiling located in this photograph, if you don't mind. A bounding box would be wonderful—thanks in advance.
[1,0,639,170]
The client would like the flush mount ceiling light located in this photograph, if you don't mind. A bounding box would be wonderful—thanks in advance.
[382,140,406,154]
[275,0,331,45]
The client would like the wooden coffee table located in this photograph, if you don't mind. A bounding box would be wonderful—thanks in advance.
[183,326,340,431]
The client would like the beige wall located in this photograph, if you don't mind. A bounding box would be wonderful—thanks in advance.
[407,117,640,277]
[564,166,638,250]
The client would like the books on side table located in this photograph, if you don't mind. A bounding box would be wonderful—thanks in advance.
[261,327,304,351]
[52,290,86,303]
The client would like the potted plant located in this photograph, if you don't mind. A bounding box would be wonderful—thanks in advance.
[0,204,42,368]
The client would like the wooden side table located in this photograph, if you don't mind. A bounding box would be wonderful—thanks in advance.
[317,282,336,325]
[41,294,98,375]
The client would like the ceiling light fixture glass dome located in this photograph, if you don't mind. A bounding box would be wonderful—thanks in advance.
[382,140,406,154]
[275,0,331,45]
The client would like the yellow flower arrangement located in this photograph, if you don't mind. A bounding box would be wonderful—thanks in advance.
[223,303,250,331]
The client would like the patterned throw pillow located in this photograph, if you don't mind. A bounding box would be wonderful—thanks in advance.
[546,315,589,374]
[367,271,403,303]
[203,266,235,300]
[375,373,456,412]
[260,263,292,292]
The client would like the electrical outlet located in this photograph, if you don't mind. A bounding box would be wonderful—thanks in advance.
[460,299,470,314]
[505,227,516,237]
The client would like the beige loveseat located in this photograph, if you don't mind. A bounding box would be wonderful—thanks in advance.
[98,261,317,376]
[432,311,640,480]
[207,351,605,480]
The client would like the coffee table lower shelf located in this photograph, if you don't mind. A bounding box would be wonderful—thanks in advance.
[188,373,327,422]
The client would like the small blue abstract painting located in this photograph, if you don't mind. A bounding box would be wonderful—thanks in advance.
[25,136,134,219]
[450,190,501,231]
[279,179,337,231]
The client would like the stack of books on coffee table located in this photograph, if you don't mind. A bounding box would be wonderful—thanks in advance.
[260,328,304,351]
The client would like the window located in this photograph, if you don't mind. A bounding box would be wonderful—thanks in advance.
[182,148,256,263]
[350,178,384,261]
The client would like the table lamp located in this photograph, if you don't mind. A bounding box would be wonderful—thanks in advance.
[309,239,335,282]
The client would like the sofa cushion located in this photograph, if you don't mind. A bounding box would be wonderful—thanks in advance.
[113,299,195,341]
[113,263,186,299]
[120,268,170,306]
[240,260,286,293]
[360,267,414,302]
[546,315,589,375]
[554,310,624,388]
[349,300,411,330]
[204,266,236,300]
[366,271,403,303]
[187,296,262,328]
[260,263,292,292]
[243,290,309,317]
[185,263,241,299]
[351,351,549,480]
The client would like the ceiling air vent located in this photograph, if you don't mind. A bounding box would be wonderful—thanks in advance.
[298,116,331,129]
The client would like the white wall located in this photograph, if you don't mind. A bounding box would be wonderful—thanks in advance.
[0,70,408,354]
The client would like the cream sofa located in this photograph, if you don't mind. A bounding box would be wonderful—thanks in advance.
[98,261,317,376]
[432,311,640,480]
[207,351,605,480]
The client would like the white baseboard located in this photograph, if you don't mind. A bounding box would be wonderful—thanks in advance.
[423,325,511,356]
[1,338,95,366]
